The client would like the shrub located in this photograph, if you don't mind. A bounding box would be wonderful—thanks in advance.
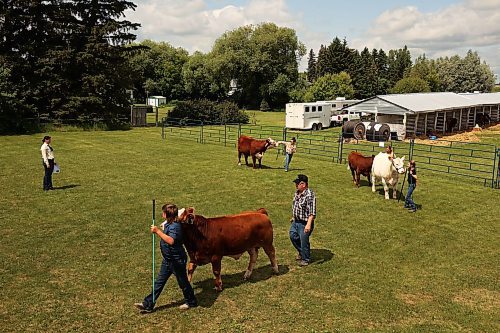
[259,99,271,111]
[167,99,248,124]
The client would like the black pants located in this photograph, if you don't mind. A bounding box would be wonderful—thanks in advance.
[43,159,54,190]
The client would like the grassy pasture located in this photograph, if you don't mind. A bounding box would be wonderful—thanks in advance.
[1,122,499,332]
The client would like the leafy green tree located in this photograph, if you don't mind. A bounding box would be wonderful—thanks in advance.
[408,55,440,92]
[389,77,431,94]
[435,51,494,92]
[303,72,354,102]
[209,22,305,108]
[182,51,225,100]
[129,40,189,102]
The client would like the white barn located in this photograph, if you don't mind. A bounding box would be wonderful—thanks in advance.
[346,92,500,139]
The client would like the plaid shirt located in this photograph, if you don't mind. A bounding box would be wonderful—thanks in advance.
[293,188,316,221]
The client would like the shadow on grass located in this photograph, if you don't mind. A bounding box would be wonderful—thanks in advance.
[191,264,289,308]
[52,184,80,190]
[310,248,334,265]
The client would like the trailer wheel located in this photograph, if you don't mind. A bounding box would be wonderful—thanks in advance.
[317,123,323,130]
[311,123,317,131]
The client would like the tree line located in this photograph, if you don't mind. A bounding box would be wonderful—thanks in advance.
[1,1,496,134]
[303,37,495,101]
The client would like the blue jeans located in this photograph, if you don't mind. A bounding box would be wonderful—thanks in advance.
[143,256,197,310]
[284,153,293,171]
[404,183,416,210]
[43,159,54,190]
[289,220,314,262]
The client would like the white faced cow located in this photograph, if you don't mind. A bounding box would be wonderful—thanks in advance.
[371,152,406,199]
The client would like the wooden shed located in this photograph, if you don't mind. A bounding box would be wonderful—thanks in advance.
[346,92,500,139]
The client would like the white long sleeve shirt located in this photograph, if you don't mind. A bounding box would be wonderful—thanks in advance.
[40,142,55,165]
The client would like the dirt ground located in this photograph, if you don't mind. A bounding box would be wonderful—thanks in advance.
[410,123,500,145]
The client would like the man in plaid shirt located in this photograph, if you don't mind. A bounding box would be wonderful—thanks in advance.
[290,174,316,266]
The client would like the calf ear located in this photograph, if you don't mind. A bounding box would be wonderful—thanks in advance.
[187,207,195,217]
[401,156,405,161]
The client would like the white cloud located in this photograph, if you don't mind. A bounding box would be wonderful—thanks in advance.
[125,0,299,53]
[354,0,500,74]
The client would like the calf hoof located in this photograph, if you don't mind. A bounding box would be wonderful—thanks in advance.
[238,162,241,166]
[272,266,279,274]
[243,270,252,280]
[214,286,223,292]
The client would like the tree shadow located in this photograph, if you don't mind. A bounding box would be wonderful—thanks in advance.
[52,184,80,190]
[310,248,334,264]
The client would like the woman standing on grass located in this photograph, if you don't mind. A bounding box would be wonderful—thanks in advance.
[40,135,55,191]
[404,160,418,213]
[277,137,297,172]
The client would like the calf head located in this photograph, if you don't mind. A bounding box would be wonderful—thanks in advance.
[392,156,406,174]
[265,138,276,149]
[178,207,195,224]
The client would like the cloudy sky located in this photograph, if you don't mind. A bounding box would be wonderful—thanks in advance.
[124,0,500,80]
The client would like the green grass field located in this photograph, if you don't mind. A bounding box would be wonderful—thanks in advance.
[1,115,499,332]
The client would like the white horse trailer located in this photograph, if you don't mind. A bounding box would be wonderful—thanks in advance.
[285,102,332,130]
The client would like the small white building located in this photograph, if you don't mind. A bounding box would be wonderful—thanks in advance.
[345,92,500,139]
[147,96,167,107]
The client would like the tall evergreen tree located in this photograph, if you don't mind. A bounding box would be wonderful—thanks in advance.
[61,0,140,124]
[315,44,327,78]
[307,49,317,82]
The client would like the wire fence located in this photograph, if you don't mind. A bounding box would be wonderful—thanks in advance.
[162,118,500,188]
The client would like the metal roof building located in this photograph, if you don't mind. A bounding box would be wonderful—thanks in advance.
[346,92,500,139]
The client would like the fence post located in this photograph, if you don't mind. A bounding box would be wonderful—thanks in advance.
[409,139,415,160]
[200,121,204,143]
[338,133,344,163]
[161,118,165,139]
[224,123,227,147]
[238,123,241,138]
[493,148,500,188]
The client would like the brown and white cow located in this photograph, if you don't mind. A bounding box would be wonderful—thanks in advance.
[347,151,374,187]
[177,207,279,291]
[237,135,276,168]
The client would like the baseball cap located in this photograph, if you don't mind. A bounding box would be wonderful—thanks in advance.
[293,174,308,184]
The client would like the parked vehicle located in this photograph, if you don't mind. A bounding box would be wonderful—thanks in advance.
[285,102,332,130]
[330,110,364,127]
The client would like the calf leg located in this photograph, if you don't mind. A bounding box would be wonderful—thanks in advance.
[371,174,376,193]
[355,170,361,187]
[381,178,390,199]
[238,152,242,166]
[244,154,249,165]
[367,172,372,187]
[252,155,257,168]
[350,166,356,185]
[187,261,197,282]
[211,257,223,291]
[392,184,398,199]
[244,248,258,280]
[263,243,279,274]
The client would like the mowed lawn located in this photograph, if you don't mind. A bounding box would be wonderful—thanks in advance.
[1,124,499,332]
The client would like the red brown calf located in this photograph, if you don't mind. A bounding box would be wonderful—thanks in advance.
[347,151,374,187]
[178,207,279,291]
[237,135,275,168]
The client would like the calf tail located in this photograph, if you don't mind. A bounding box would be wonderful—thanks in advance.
[257,208,268,215]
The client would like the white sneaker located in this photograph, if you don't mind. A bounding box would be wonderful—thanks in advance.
[179,304,190,310]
